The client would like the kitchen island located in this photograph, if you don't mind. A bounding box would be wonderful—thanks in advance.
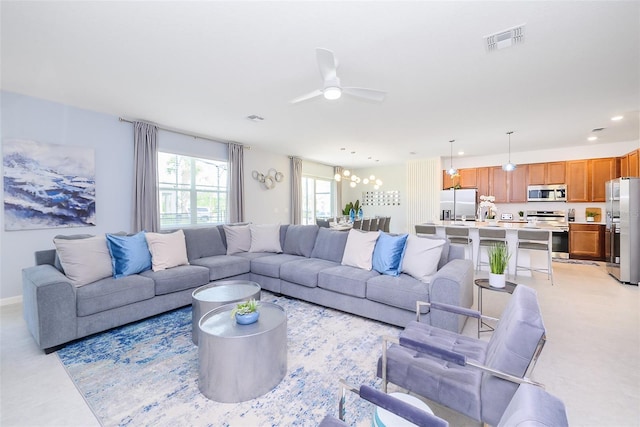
[420,221,554,277]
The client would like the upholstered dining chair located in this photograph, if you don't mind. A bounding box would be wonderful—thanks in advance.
[382,216,390,232]
[369,218,379,233]
[352,219,362,230]
[360,218,371,231]
[376,217,387,232]
[377,285,547,427]
[316,219,330,228]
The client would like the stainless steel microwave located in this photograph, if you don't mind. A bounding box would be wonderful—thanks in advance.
[527,184,567,202]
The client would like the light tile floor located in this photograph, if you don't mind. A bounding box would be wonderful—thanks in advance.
[1,262,638,426]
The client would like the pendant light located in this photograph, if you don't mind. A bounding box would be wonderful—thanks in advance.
[447,139,458,176]
[502,131,517,172]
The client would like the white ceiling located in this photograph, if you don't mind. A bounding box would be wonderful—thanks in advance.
[2,1,639,168]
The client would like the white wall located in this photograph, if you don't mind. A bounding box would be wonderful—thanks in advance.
[243,147,290,224]
[452,140,639,169]
[343,164,408,234]
[1,91,133,301]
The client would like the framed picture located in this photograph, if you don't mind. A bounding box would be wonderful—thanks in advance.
[3,139,96,231]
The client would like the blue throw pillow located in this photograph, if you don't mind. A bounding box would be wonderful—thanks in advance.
[106,231,152,278]
[372,233,409,276]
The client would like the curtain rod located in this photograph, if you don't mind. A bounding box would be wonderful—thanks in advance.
[118,117,250,149]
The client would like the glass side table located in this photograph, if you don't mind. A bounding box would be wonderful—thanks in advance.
[474,278,517,338]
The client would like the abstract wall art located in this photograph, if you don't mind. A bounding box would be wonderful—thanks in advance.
[3,139,96,231]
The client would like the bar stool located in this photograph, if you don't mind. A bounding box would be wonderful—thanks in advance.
[515,229,554,284]
[476,228,507,271]
[415,224,437,236]
[445,226,473,260]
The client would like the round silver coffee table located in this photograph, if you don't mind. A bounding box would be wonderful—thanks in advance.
[198,302,287,403]
[191,280,261,344]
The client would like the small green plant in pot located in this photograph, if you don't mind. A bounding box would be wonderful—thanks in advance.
[487,243,511,288]
[231,299,260,324]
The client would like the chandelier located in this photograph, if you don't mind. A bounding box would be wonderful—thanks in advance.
[334,170,383,189]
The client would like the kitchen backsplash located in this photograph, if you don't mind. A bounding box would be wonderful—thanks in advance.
[494,201,607,223]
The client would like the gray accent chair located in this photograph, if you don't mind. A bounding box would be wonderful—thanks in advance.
[377,285,546,427]
[319,381,568,427]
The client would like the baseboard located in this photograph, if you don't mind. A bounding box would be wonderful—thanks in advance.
[0,295,22,306]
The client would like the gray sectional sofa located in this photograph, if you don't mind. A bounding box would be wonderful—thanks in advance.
[22,224,473,353]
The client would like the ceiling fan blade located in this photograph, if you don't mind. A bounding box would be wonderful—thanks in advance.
[316,48,338,82]
[342,87,387,102]
[290,89,323,104]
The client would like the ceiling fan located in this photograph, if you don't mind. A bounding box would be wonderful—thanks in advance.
[290,48,387,104]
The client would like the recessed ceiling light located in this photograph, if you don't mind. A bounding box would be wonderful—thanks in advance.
[611,115,624,121]
[588,136,598,141]
[458,151,464,156]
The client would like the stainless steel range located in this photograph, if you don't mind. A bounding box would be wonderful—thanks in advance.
[526,210,569,259]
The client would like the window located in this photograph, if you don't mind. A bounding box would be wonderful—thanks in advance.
[301,176,334,225]
[158,152,228,229]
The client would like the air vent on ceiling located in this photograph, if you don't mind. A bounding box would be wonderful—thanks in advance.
[591,127,605,132]
[247,115,264,122]
[485,24,525,52]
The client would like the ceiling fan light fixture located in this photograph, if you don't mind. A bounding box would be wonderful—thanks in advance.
[323,87,341,100]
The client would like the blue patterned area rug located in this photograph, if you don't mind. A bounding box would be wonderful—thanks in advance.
[57,292,401,426]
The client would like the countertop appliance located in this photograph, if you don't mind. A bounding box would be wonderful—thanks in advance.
[526,210,569,259]
[606,177,639,285]
[441,188,477,221]
[527,184,567,202]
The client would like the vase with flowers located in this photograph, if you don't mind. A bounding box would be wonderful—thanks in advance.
[479,195,497,223]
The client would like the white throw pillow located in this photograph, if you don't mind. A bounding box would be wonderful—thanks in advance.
[145,230,189,272]
[401,234,446,282]
[53,235,113,287]
[341,229,380,271]
[249,224,282,253]
[224,224,251,255]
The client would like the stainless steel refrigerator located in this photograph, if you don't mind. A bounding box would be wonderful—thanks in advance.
[606,177,640,285]
[440,188,477,220]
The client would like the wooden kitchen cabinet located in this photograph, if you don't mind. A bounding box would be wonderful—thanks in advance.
[569,223,604,261]
[476,167,490,198]
[443,170,455,189]
[629,149,639,177]
[489,167,508,203]
[566,160,589,202]
[528,162,565,185]
[508,164,528,202]
[590,157,619,201]
[458,168,477,188]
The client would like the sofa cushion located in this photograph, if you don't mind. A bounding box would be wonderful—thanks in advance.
[280,258,340,288]
[224,224,251,254]
[145,230,190,271]
[401,235,446,282]
[310,227,349,263]
[366,274,430,312]
[372,233,408,276]
[249,224,283,253]
[53,235,113,287]
[342,229,380,271]
[183,227,226,260]
[250,253,304,278]
[76,274,155,316]
[318,265,379,298]
[105,231,152,278]
[140,264,210,295]
[190,255,251,281]
[283,225,319,257]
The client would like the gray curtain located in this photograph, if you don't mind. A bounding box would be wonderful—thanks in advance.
[334,166,343,217]
[133,121,159,232]
[228,142,245,223]
[290,157,303,224]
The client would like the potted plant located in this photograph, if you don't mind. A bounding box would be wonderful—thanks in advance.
[518,211,525,220]
[487,243,510,288]
[230,299,260,324]
[586,211,596,222]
